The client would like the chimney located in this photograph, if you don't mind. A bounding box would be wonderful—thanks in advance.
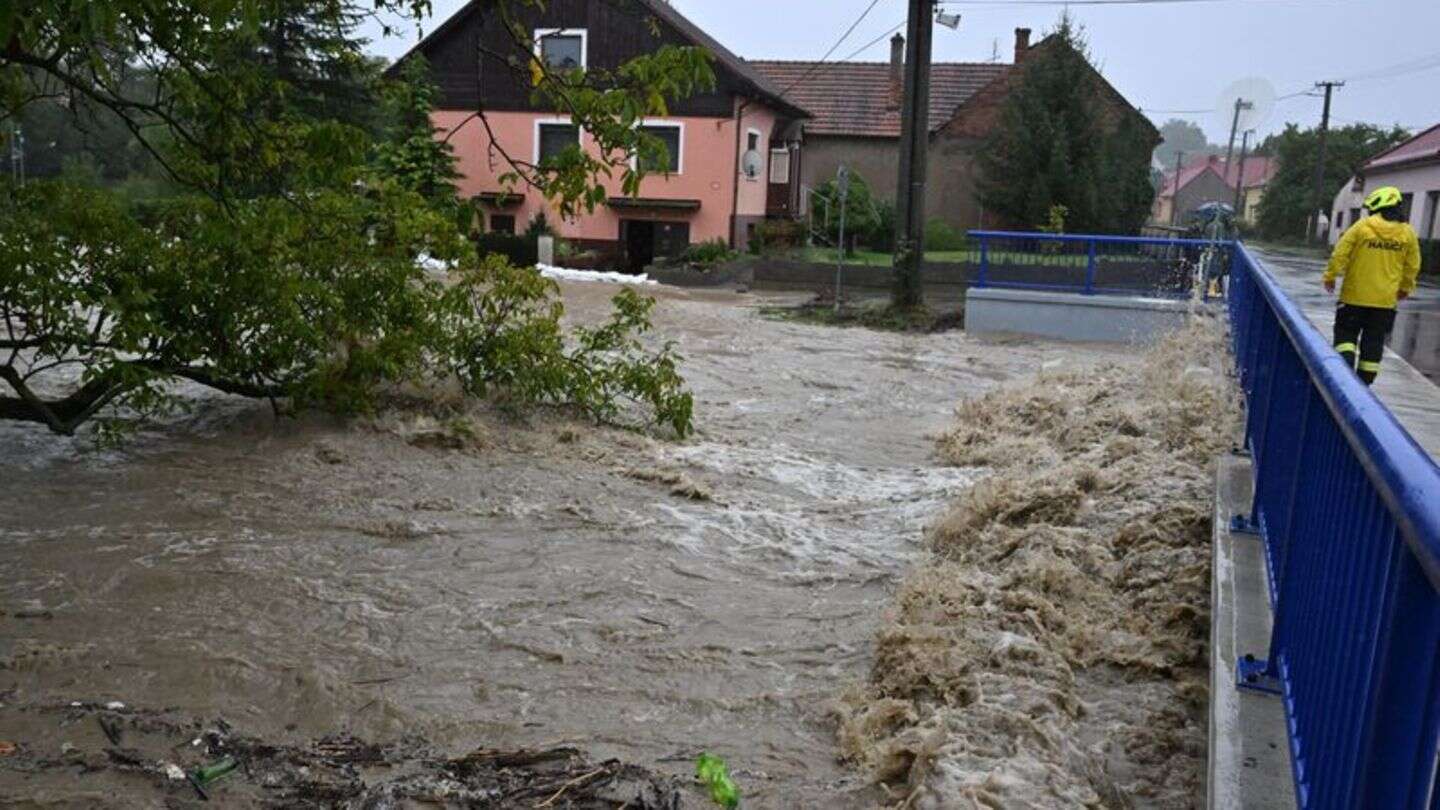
[888,33,905,111]
[1013,28,1031,63]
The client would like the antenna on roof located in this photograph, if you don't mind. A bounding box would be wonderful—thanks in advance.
[989,38,1000,62]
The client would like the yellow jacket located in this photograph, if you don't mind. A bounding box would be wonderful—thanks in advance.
[1323,214,1421,309]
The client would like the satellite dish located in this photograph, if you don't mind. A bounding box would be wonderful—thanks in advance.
[1215,77,1277,135]
[742,150,763,179]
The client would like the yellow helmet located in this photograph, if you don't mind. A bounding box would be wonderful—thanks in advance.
[1364,186,1403,213]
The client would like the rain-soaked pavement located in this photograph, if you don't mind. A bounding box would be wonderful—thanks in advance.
[1251,247,1440,457]
[0,283,1126,807]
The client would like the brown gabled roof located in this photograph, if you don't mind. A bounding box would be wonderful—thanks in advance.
[748,60,1009,138]
[633,0,807,119]
[387,0,807,119]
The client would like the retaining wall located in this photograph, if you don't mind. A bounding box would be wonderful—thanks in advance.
[965,287,1199,344]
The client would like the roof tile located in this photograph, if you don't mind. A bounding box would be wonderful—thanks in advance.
[748,60,1010,138]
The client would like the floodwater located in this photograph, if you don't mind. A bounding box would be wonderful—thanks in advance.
[0,284,1124,807]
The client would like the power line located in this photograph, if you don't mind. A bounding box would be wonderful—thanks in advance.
[776,0,886,95]
[1341,53,1440,83]
[838,20,909,62]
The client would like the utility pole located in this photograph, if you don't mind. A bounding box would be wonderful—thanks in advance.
[1309,80,1344,243]
[1232,130,1252,216]
[834,166,850,314]
[1223,97,1253,170]
[1170,150,1184,226]
[892,0,936,310]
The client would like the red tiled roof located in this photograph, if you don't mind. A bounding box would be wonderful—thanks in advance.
[748,60,1010,138]
[1222,155,1277,189]
[1159,155,1277,198]
[1364,123,1440,172]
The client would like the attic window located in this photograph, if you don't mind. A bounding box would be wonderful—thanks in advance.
[536,29,586,70]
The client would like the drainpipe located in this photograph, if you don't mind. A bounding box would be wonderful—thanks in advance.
[729,96,752,251]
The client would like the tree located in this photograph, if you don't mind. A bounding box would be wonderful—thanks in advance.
[372,56,461,211]
[1254,122,1411,240]
[810,170,883,252]
[1153,118,1219,172]
[1,0,710,438]
[976,14,1156,234]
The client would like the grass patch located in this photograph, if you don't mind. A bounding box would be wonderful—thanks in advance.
[793,247,981,267]
[760,298,962,333]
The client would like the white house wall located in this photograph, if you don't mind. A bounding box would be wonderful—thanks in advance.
[1331,161,1440,244]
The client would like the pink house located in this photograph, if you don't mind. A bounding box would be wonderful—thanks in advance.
[393,0,810,270]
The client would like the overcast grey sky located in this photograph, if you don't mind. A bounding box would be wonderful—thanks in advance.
[364,0,1440,145]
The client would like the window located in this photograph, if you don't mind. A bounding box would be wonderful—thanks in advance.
[1350,208,1361,225]
[768,148,790,184]
[746,131,760,152]
[1400,192,1415,224]
[536,122,579,164]
[1423,191,1439,240]
[535,29,586,70]
[1334,210,1344,232]
[489,214,516,234]
[637,123,682,173]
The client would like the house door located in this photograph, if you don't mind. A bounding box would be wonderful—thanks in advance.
[622,220,656,273]
[621,220,690,273]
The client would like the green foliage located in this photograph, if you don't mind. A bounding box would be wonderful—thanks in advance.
[680,238,735,266]
[524,210,556,238]
[1,0,708,439]
[810,171,883,251]
[1254,122,1412,240]
[695,754,740,809]
[924,218,968,251]
[493,36,716,218]
[869,197,897,252]
[372,56,461,211]
[976,14,1156,234]
[748,218,806,255]
[1039,204,1069,234]
[446,255,693,436]
[1154,118,1219,171]
[0,180,693,437]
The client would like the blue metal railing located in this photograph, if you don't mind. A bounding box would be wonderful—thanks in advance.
[968,230,1221,299]
[1229,242,1440,809]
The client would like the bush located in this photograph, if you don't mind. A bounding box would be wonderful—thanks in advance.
[525,210,556,238]
[0,181,693,438]
[749,219,805,255]
[476,232,539,267]
[924,218,968,251]
[810,171,882,250]
[681,238,735,266]
[447,254,693,436]
[867,198,897,253]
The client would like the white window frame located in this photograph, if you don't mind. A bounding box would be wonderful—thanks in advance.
[534,117,581,165]
[631,120,684,175]
[768,146,790,184]
[534,28,587,71]
[743,128,763,181]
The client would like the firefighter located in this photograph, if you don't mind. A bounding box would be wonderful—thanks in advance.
[1322,186,1421,386]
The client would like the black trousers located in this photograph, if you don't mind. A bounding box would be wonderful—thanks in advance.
[1334,303,1396,386]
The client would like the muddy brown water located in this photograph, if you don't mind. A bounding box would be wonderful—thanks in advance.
[0,284,1123,807]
